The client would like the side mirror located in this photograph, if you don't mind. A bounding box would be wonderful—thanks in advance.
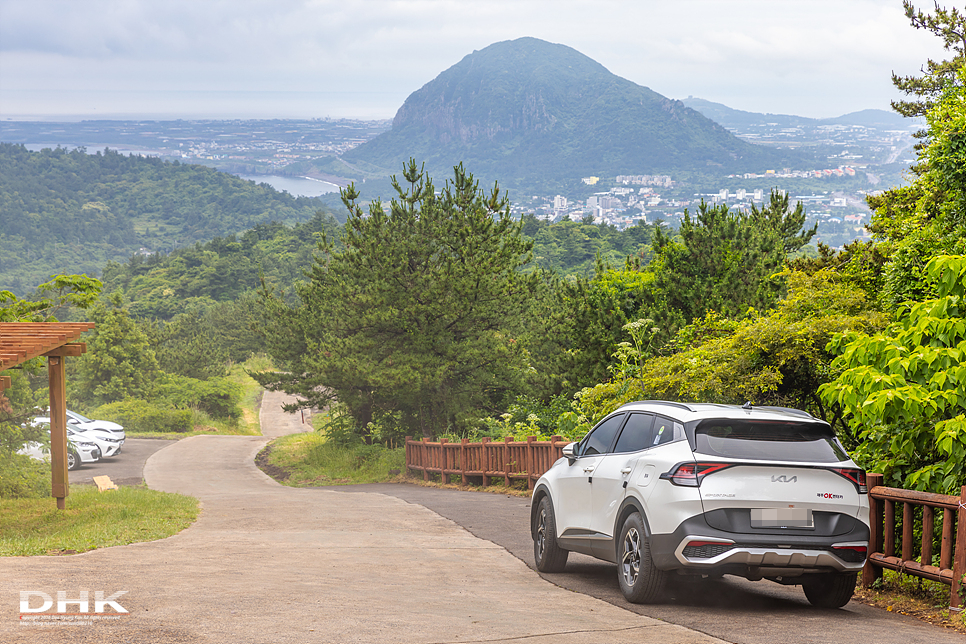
[562,442,578,464]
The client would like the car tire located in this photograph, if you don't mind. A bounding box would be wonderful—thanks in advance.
[802,572,857,608]
[67,450,79,471]
[533,496,569,572]
[617,512,666,603]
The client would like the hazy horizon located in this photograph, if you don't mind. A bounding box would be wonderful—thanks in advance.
[0,1,948,123]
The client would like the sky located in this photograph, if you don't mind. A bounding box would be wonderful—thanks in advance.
[0,0,949,122]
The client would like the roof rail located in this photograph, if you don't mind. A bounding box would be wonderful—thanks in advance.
[620,400,696,412]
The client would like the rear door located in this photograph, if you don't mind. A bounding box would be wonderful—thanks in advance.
[589,413,653,539]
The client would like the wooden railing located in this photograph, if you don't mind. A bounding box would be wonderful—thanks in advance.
[405,435,569,490]
[863,473,966,610]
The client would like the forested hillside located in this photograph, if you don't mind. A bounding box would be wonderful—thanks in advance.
[98,210,658,319]
[0,144,331,294]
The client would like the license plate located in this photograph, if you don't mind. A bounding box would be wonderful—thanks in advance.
[751,508,813,528]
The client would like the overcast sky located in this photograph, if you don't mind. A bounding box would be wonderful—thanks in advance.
[0,0,948,122]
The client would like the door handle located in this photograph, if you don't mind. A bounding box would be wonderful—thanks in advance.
[621,467,633,474]
[583,467,595,473]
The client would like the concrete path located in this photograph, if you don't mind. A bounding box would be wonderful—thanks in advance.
[1,392,725,644]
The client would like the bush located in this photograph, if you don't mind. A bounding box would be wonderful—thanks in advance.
[155,374,242,420]
[0,453,52,499]
[90,399,193,433]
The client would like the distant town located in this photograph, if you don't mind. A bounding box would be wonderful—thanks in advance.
[515,167,875,248]
[1,113,914,248]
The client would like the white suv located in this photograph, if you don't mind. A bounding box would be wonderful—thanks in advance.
[531,401,870,608]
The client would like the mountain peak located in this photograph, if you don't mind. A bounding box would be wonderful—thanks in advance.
[344,38,789,188]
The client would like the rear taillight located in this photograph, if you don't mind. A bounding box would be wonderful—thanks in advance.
[831,468,867,493]
[660,462,733,487]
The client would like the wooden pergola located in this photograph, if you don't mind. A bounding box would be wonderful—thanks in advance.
[0,322,95,509]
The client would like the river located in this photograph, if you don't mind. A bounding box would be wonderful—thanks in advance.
[238,174,340,198]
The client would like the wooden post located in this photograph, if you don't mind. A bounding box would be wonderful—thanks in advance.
[481,437,491,487]
[951,486,966,611]
[460,438,468,486]
[902,502,914,563]
[405,436,412,474]
[942,508,954,571]
[47,356,68,510]
[864,473,884,587]
[503,436,511,487]
[922,505,934,566]
[526,435,535,490]
[440,438,448,484]
[884,499,896,557]
[421,438,429,481]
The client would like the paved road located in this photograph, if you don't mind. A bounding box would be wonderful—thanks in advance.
[69,438,173,487]
[321,484,964,644]
[1,392,725,644]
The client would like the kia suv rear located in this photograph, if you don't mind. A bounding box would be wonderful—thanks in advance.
[531,401,869,608]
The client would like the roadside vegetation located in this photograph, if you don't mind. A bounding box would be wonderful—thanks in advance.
[0,485,198,557]
[259,413,405,486]
[855,570,966,633]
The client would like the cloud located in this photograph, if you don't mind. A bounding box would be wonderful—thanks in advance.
[0,0,952,119]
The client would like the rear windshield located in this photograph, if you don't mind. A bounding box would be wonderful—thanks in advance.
[693,420,849,463]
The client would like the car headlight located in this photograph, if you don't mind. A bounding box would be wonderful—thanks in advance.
[77,441,96,448]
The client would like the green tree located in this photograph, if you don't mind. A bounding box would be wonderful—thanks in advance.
[868,66,966,307]
[256,161,535,440]
[0,274,101,322]
[819,255,966,493]
[73,293,160,406]
[652,189,814,325]
[891,1,966,121]
[568,268,885,439]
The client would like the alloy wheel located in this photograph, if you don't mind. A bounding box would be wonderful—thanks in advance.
[621,526,642,586]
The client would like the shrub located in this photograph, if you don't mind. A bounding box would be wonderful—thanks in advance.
[155,374,242,420]
[90,399,192,433]
[0,453,52,499]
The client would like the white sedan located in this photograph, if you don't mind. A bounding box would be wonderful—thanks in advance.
[67,426,124,457]
[31,418,125,457]
[34,409,126,442]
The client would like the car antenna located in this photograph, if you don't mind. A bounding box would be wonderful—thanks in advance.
[742,401,753,410]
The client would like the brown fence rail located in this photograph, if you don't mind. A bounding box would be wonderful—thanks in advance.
[863,473,966,610]
[405,435,569,490]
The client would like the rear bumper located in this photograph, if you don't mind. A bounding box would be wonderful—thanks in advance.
[651,512,869,575]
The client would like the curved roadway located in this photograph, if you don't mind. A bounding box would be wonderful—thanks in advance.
[0,392,725,644]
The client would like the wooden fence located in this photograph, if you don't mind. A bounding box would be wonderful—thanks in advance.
[404,440,966,610]
[863,473,966,610]
[405,435,568,489]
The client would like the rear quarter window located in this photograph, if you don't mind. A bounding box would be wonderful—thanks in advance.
[693,420,850,463]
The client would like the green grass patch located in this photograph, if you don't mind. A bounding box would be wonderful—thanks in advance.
[264,431,406,486]
[0,485,198,556]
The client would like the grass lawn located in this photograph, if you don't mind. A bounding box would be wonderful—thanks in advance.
[0,485,198,556]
